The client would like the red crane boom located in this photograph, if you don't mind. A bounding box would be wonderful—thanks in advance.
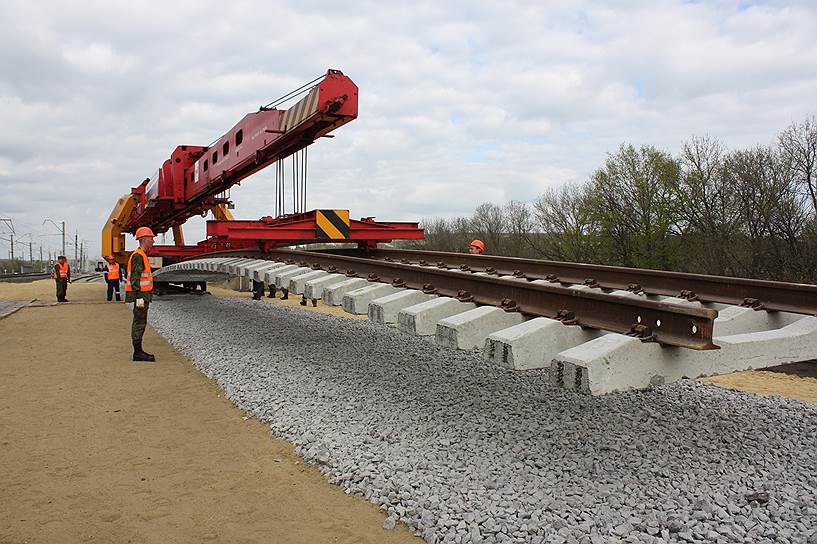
[102,70,423,263]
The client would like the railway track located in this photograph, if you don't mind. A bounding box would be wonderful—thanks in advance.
[0,272,100,283]
[0,272,51,283]
[73,273,103,283]
[261,248,718,350]
[325,248,817,315]
[155,249,817,395]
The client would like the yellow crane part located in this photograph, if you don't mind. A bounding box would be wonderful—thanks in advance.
[171,225,185,246]
[212,204,235,221]
[102,200,233,263]
[101,193,137,264]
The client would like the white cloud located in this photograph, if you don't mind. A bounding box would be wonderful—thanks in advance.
[62,42,128,73]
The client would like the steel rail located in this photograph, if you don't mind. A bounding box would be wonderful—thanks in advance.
[0,272,50,282]
[321,248,817,315]
[258,249,718,350]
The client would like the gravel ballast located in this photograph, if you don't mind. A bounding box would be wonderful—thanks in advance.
[150,296,817,544]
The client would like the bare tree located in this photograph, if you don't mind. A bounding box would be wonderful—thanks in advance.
[417,217,461,252]
[778,117,817,216]
[503,200,535,257]
[676,136,742,274]
[469,202,508,254]
[725,146,796,278]
[764,151,812,281]
[531,183,597,262]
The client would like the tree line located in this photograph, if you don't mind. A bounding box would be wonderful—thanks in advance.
[412,117,817,283]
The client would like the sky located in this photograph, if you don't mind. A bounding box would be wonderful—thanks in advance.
[1,0,816,259]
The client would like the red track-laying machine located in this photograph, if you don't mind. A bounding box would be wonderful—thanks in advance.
[102,70,424,264]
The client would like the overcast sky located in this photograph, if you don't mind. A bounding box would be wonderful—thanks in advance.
[1,0,816,259]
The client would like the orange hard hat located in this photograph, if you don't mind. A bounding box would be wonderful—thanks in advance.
[470,239,485,251]
[135,227,155,239]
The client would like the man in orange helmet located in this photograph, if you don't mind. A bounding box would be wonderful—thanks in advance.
[126,227,156,362]
[103,255,122,302]
[469,239,485,255]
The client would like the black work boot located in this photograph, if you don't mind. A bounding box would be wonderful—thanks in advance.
[281,287,288,300]
[132,341,156,362]
[267,287,276,298]
[300,295,307,306]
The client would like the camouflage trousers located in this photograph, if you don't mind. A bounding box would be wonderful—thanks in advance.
[55,279,68,301]
[132,300,150,344]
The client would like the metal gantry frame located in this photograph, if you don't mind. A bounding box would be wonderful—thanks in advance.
[100,70,424,264]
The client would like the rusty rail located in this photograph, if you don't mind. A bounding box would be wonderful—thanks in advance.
[322,248,817,315]
[260,249,718,350]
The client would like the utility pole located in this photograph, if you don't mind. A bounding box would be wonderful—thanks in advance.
[9,233,13,262]
[43,219,66,257]
[74,231,78,263]
[39,246,43,271]
[29,241,33,263]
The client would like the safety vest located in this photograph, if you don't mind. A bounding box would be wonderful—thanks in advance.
[126,248,153,293]
[107,262,120,280]
[56,262,69,279]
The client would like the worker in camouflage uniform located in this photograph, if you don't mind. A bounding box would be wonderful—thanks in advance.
[53,255,71,302]
[126,227,156,362]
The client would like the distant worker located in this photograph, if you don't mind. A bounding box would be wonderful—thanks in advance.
[103,256,122,302]
[53,255,71,302]
[251,279,264,300]
[469,239,485,255]
[126,227,156,362]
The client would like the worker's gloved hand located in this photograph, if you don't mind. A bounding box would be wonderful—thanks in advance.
[136,298,145,309]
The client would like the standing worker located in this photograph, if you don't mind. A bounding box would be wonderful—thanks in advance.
[53,255,71,302]
[126,227,156,362]
[251,279,265,300]
[103,255,122,302]
[469,239,485,255]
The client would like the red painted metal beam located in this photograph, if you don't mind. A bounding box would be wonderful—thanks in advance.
[123,70,359,236]
[206,212,424,242]
[150,210,424,260]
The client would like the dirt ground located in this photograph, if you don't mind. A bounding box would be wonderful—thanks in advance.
[0,279,418,544]
[2,279,815,543]
[701,370,817,404]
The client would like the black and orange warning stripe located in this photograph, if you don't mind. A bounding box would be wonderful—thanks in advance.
[280,86,321,133]
[315,209,350,239]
